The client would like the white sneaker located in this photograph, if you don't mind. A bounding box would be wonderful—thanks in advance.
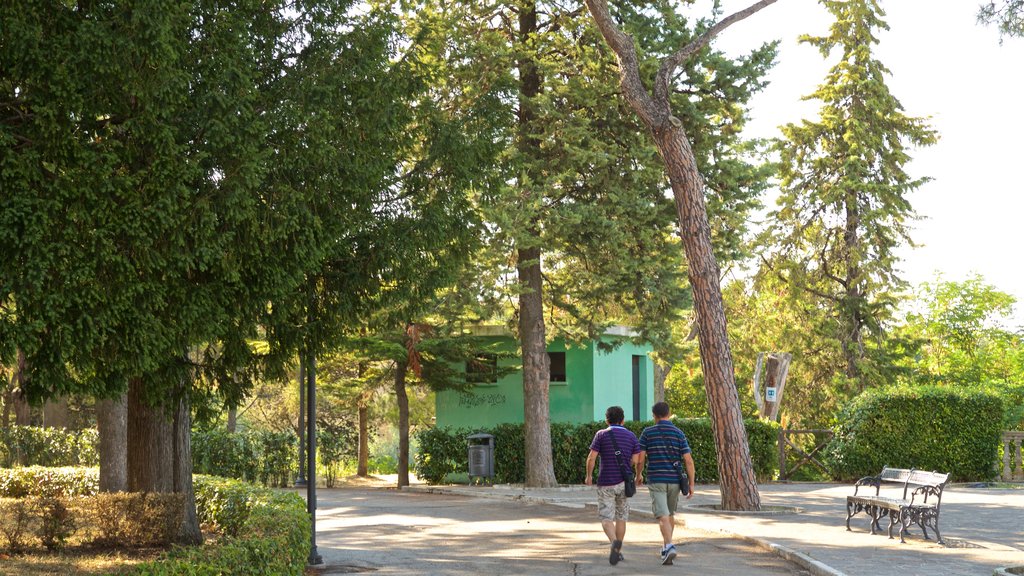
[661,545,677,565]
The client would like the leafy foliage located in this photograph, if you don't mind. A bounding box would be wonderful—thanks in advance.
[0,425,98,468]
[979,1,1024,38]
[826,386,1003,481]
[896,276,1024,387]
[414,418,779,484]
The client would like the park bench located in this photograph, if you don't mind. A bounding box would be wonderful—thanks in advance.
[845,466,951,545]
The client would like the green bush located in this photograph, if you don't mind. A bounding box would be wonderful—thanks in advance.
[414,418,780,484]
[0,467,309,574]
[192,429,296,487]
[127,475,310,576]
[826,386,1004,481]
[0,426,98,468]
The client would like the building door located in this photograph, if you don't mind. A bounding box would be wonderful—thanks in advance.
[632,355,642,421]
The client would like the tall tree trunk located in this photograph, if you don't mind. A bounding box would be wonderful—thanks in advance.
[226,406,237,433]
[517,0,557,489]
[172,375,202,545]
[13,349,31,426]
[582,0,775,511]
[653,125,761,510]
[518,247,558,487]
[357,403,369,477]
[127,378,173,493]
[653,361,671,403]
[356,361,369,477]
[2,372,13,428]
[843,190,864,390]
[97,394,127,492]
[42,397,69,429]
[395,360,410,488]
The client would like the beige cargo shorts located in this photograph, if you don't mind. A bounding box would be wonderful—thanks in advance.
[596,481,629,521]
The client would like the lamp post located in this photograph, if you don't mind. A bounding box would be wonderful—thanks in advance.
[306,352,323,566]
[296,359,307,487]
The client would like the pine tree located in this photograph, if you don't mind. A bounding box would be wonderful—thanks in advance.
[763,0,937,397]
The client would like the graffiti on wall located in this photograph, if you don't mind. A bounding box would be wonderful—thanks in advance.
[458,393,507,408]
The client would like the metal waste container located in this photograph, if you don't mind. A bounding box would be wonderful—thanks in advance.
[467,433,495,485]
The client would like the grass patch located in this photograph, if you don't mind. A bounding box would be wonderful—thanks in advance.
[0,547,164,575]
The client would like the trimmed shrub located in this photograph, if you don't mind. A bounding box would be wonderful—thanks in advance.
[126,475,310,576]
[0,466,99,498]
[414,418,780,484]
[35,496,76,551]
[826,386,1004,481]
[0,467,308,574]
[88,492,184,547]
[0,426,98,468]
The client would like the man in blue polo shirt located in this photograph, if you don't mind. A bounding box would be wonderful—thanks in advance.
[638,401,695,565]
[585,405,641,566]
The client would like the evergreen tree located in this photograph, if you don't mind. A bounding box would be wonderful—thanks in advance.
[762,0,937,399]
[412,0,773,487]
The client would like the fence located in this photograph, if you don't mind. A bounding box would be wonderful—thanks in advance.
[1001,431,1024,481]
[777,429,833,481]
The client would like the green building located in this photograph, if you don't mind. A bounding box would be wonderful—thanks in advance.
[435,326,654,429]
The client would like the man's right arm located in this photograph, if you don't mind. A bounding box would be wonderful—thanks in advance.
[585,449,599,486]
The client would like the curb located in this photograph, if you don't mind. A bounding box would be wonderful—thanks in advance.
[410,485,848,576]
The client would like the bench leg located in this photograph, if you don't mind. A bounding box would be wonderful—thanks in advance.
[886,509,899,540]
[846,501,855,531]
[899,508,914,544]
[868,505,879,535]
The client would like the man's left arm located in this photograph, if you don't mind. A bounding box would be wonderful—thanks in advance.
[683,452,696,499]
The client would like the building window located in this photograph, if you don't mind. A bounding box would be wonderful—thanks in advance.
[549,352,566,383]
[466,353,498,385]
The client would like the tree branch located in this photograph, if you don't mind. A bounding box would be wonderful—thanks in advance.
[581,0,658,127]
[653,0,780,106]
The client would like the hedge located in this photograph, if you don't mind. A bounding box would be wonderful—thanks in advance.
[126,476,310,576]
[826,386,1004,481]
[414,418,779,484]
[0,466,99,498]
[0,426,98,468]
[0,467,310,575]
[192,429,297,488]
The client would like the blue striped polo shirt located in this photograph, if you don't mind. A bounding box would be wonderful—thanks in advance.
[638,420,691,483]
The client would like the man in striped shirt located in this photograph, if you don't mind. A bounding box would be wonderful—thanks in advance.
[638,401,695,565]
[585,405,641,566]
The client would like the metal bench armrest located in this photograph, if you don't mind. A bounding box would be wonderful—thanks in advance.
[853,475,881,496]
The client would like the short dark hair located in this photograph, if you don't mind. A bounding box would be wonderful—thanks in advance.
[652,402,670,418]
[605,406,625,425]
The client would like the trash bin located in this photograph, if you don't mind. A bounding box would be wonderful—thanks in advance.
[467,433,495,485]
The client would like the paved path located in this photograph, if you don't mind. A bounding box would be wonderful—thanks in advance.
[313,487,813,575]
[406,483,1024,576]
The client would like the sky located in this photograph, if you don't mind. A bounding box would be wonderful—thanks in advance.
[697,0,1024,328]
